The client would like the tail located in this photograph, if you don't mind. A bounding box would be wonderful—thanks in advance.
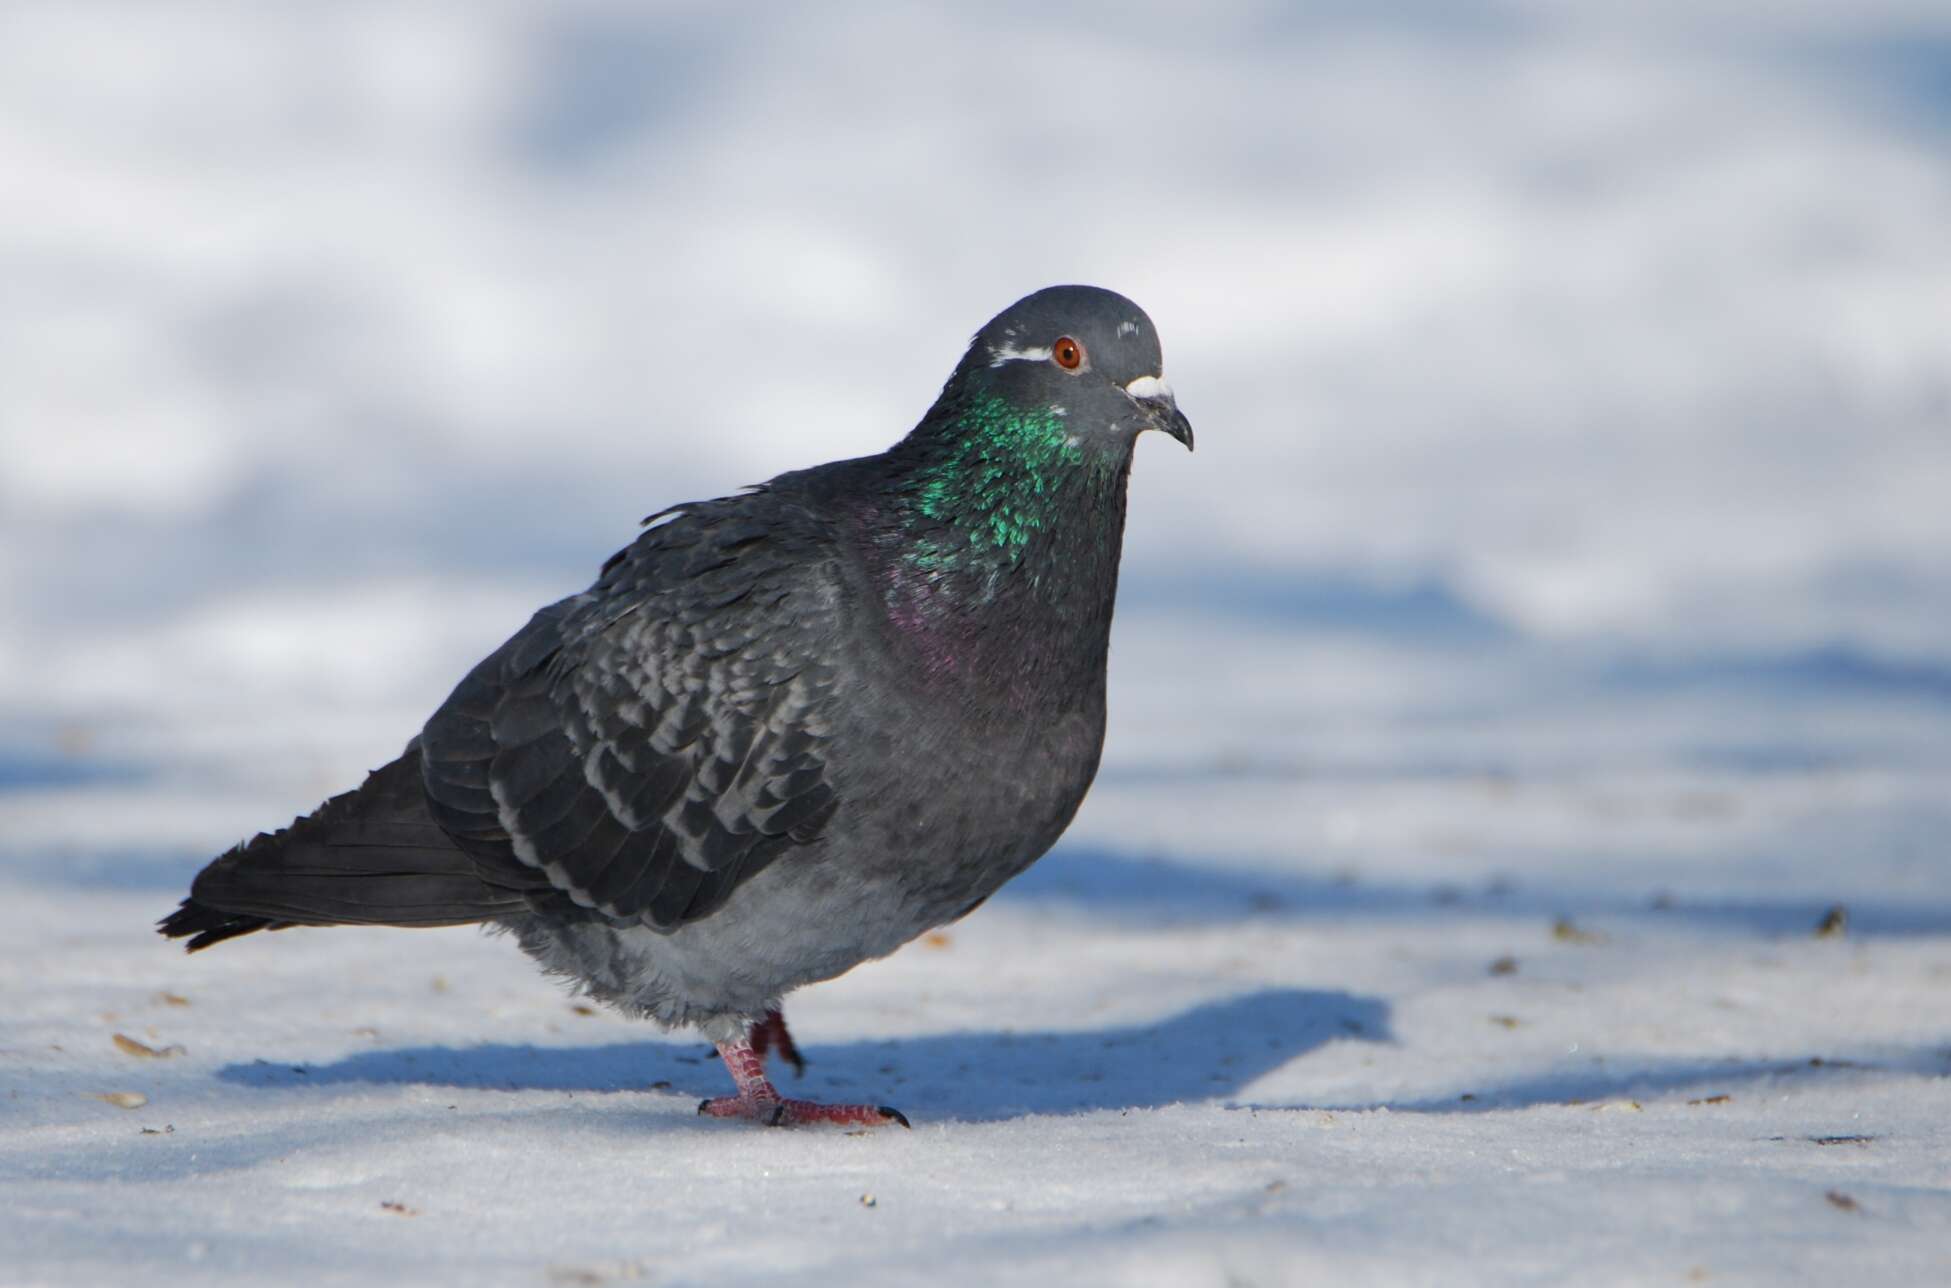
[160,743,534,952]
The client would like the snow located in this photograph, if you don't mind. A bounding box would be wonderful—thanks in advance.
[7,629,1949,1284]
[5,2,1951,1284]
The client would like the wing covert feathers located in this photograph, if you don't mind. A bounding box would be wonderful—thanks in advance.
[419,496,842,930]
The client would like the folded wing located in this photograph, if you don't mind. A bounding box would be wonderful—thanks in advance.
[420,497,843,930]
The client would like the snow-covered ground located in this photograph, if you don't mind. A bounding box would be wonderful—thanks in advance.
[4,3,1950,1284]
[7,620,1949,1285]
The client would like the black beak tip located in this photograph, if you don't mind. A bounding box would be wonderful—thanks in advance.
[1162,408,1194,451]
[1137,396,1194,452]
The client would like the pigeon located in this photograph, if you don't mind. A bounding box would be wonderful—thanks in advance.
[161,284,1194,1127]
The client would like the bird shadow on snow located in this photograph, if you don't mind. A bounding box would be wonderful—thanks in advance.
[213,986,1391,1124]
[1001,846,1951,938]
[1302,1045,1951,1117]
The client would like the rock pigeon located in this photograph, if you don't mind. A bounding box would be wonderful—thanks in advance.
[161,284,1193,1127]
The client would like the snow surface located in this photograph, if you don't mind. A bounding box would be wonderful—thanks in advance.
[4,2,1951,1285]
[7,625,1950,1285]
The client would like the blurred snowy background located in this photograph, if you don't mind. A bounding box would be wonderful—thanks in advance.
[4,0,1949,798]
[3,3,1950,1283]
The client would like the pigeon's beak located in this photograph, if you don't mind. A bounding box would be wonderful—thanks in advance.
[1124,375,1194,451]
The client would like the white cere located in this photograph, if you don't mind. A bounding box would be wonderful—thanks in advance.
[1124,374,1173,401]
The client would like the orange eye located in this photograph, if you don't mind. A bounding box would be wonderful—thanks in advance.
[1052,336,1084,371]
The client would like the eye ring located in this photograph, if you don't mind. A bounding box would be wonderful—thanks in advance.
[1052,336,1085,372]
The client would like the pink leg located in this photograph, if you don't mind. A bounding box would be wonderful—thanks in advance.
[698,1036,909,1128]
[747,1008,806,1077]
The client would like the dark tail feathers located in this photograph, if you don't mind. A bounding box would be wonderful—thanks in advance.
[157,901,287,952]
[160,745,533,952]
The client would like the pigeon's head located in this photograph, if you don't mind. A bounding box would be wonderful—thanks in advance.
[948,285,1193,453]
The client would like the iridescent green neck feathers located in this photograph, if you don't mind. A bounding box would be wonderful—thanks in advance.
[905,394,1092,568]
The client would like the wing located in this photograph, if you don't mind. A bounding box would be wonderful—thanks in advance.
[419,494,843,929]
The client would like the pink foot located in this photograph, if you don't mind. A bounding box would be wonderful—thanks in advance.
[698,1036,909,1129]
[697,1093,910,1128]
